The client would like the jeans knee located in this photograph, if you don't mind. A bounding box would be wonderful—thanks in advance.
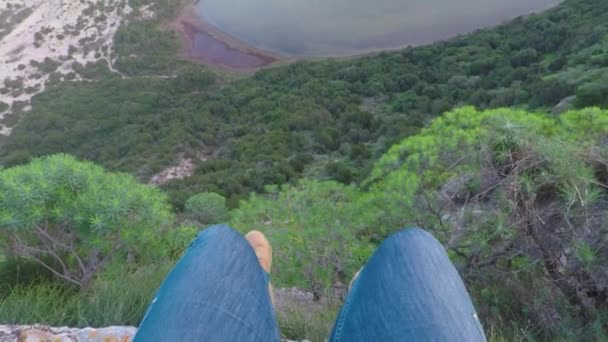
[380,227,443,254]
[194,224,243,246]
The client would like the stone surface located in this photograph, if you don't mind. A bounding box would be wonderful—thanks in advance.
[0,325,312,342]
[0,325,136,342]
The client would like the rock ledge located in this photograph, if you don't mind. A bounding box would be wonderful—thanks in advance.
[0,325,136,342]
[0,325,310,342]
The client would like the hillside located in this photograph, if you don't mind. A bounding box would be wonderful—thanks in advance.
[0,0,138,135]
[0,0,608,340]
[1,107,607,340]
[1,0,607,208]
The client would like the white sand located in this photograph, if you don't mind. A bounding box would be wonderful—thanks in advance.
[0,0,133,135]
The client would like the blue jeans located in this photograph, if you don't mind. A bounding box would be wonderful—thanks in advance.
[135,225,487,341]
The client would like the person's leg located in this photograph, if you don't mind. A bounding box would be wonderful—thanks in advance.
[134,225,280,342]
[330,228,486,342]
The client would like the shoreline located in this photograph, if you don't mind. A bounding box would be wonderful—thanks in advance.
[172,3,285,71]
[173,0,563,71]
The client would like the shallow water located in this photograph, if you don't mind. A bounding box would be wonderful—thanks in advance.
[182,21,274,69]
[197,0,562,57]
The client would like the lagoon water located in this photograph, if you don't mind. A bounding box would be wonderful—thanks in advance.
[197,0,562,56]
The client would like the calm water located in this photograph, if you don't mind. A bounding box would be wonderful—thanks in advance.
[183,21,273,69]
[197,0,562,57]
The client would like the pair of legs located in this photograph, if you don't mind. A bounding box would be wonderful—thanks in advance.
[134,225,487,341]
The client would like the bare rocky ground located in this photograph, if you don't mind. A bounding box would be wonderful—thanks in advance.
[0,0,137,136]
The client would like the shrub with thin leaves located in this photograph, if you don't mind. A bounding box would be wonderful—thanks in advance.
[368,107,608,337]
[231,180,374,298]
[0,154,173,288]
[184,192,229,225]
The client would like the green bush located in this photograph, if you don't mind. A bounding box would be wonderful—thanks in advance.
[184,192,229,225]
[157,224,199,260]
[0,154,173,288]
[576,77,608,107]
[231,181,374,297]
[113,20,182,76]
[367,107,608,338]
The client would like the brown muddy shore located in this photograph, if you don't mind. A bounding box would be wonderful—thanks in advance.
[172,4,283,71]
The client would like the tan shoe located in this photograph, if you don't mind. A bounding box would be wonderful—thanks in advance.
[245,230,274,305]
[245,230,272,273]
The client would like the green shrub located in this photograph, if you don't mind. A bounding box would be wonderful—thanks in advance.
[157,224,199,260]
[113,20,182,76]
[576,77,608,107]
[184,192,229,225]
[231,181,374,297]
[0,154,173,288]
[37,57,62,74]
[325,161,357,184]
[368,107,608,338]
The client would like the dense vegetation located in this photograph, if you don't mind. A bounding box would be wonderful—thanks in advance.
[1,0,608,340]
[1,0,607,208]
[231,107,608,340]
[0,155,173,287]
[2,107,607,340]
[0,155,197,326]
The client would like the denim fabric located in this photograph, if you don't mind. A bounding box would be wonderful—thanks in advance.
[134,225,280,342]
[330,228,487,342]
[136,226,485,341]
